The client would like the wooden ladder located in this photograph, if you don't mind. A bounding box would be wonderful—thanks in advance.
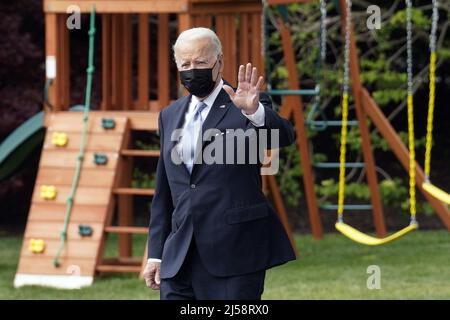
[95,115,160,276]
[14,112,131,288]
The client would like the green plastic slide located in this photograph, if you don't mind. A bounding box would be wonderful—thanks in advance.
[0,106,88,181]
[0,111,45,181]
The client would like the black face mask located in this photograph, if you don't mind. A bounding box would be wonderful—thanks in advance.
[179,59,219,97]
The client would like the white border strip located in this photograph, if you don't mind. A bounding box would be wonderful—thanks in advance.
[14,274,93,289]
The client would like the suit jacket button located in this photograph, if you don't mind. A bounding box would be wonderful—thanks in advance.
[190,184,196,189]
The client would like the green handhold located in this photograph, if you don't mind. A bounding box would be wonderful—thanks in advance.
[78,224,93,237]
[101,118,116,130]
[94,153,108,165]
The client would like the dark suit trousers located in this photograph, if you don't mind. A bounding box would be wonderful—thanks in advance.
[160,235,266,300]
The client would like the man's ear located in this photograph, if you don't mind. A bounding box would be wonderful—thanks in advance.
[218,54,224,73]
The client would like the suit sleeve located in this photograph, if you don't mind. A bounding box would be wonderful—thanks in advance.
[256,92,296,148]
[147,111,174,259]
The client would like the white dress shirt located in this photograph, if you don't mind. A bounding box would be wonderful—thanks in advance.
[148,78,265,264]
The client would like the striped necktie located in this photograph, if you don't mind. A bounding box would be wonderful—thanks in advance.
[181,101,208,173]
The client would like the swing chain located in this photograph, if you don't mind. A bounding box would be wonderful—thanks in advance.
[337,0,351,221]
[405,0,417,221]
[430,0,438,53]
[406,0,413,96]
[424,0,439,180]
[343,0,351,95]
[320,0,327,61]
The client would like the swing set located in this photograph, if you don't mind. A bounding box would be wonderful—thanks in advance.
[265,0,450,245]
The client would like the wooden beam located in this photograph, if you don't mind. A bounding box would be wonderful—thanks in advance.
[339,0,386,237]
[138,14,149,110]
[189,3,261,14]
[268,175,298,255]
[44,0,189,13]
[105,226,148,234]
[361,89,450,230]
[278,19,323,239]
[267,0,315,5]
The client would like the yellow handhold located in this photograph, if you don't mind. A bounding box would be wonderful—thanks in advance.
[52,132,68,147]
[29,239,45,253]
[40,185,57,200]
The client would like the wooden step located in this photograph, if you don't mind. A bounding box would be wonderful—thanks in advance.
[96,265,142,273]
[104,226,148,234]
[113,188,155,196]
[120,149,160,157]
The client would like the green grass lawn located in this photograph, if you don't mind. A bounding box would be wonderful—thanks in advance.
[1,230,449,299]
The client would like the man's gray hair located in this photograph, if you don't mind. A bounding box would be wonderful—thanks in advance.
[173,27,222,63]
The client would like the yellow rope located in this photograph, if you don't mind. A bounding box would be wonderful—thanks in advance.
[337,93,349,219]
[407,93,416,219]
[424,52,436,178]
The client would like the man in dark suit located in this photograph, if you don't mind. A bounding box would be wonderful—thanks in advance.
[143,27,296,300]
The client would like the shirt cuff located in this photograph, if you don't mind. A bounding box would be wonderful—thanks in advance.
[148,258,162,263]
[241,102,265,127]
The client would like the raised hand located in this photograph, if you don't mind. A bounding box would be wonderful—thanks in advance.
[223,63,264,115]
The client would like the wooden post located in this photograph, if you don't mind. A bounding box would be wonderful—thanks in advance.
[278,19,323,239]
[339,0,386,237]
[45,13,59,112]
[122,14,133,111]
[157,14,170,109]
[101,14,111,111]
[118,128,133,258]
[138,14,149,110]
[111,14,123,110]
[58,14,70,110]
[251,13,262,76]
[192,15,212,28]
[268,175,298,254]
[178,13,192,33]
[225,14,237,87]
[239,13,250,66]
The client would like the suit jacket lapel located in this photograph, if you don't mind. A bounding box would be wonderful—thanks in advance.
[201,88,231,138]
[191,88,232,174]
[167,94,192,177]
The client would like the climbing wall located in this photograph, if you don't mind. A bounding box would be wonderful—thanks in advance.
[14,112,130,289]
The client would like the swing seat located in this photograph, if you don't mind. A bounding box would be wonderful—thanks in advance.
[335,221,418,246]
[422,182,450,205]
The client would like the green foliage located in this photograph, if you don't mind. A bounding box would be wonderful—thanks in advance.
[135,140,159,150]
[389,8,430,29]
[277,144,303,206]
[131,168,155,189]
